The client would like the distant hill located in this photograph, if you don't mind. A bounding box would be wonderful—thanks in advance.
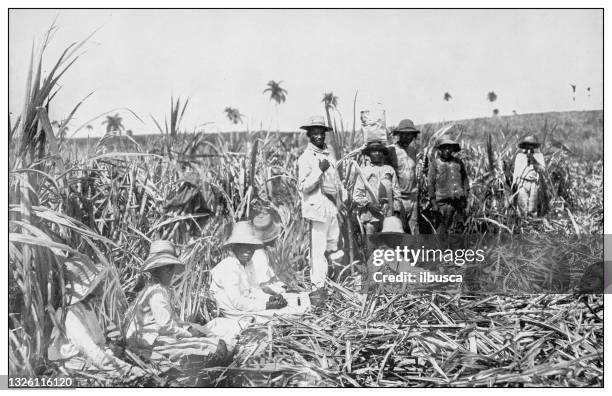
[416,110,602,160]
[70,110,602,161]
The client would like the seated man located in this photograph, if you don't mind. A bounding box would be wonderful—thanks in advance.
[210,221,310,325]
[48,253,145,383]
[125,240,240,369]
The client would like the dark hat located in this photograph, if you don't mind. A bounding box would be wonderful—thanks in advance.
[435,138,461,152]
[300,116,332,132]
[518,135,541,149]
[393,119,420,135]
[362,141,389,156]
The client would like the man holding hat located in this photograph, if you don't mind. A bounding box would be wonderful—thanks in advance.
[297,115,346,290]
[126,240,240,367]
[48,253,145,382]
[512,135,546,216]
[428,137,470,234]
[389,119,421,234]
[354,141,402,234]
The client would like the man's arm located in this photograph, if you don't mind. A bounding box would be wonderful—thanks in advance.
[298,154,323,194]
[427,157,437,201]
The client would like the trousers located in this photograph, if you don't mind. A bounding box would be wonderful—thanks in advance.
[517,180,539,215]
[310,216,340,288]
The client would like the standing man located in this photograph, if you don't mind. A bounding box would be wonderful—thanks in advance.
[512,135,546,217]
[428,138,470,234]
[389,119,421,234]
[297,115,345,292]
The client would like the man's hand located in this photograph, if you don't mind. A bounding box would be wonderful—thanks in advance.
[266,294,288,310]
[319,159,330,172]
[260,283,279,296]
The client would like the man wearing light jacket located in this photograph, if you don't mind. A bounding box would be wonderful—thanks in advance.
[297,115,346,292]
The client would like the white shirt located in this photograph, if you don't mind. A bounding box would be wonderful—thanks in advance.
[247,249,286,294]
[210,254,270,313]
[513,150,545,184]
[126,284,192,347]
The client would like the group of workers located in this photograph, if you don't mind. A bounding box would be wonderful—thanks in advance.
[48,114,547,383]
[49,211,309,384]
[298,115,546,294]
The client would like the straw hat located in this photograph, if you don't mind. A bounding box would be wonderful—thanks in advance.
[362,141,389,156]
[435,138,461,152]
[393,119,420,135]
[518,135,540,149]
[300,115,332,132]
[252,211,282,243]
[373,216,406,246]
[142,240,183,272]
[223,221,264,247]
[64,253,107,305]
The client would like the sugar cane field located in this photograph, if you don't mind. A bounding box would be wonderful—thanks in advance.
[8,28,603,387]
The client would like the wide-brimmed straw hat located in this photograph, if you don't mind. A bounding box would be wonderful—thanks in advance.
[142,240,183,272]
[64,253,107,305]
[373,216,406,245]
[518,135,541,149]
[362,141,389,156]
[393,119,420,135]
[300,115,332,132]
[435,138,461,152]
[252,211,282,243]
[223,221,264,248]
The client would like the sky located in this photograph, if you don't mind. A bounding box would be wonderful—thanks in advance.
[8,9,603,136]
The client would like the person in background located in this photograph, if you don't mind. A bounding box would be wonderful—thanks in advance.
[512,135,546,217]
[249,211,287,295]
[48,254,145,382]
[211,221,310,325]
[389,119,421,234]
[297,115,345,294]
[428,138,470,234]
[354,141,402,234]
[125,240,240,367]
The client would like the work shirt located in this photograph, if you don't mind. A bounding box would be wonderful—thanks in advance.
[48,302,133,373]
[390,144,418,198]
[428,156,469,201]
[297,143,343,222]
[247,249,285,295]
[126,284,192,347]
[354,164,402,212]
[512,150,545,185]
[210,253,270,313]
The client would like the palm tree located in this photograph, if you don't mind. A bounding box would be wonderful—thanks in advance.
[322,92,339,129]
[86,124,93,132]
[263,80,288,131]
[102,113,124,134]
[492,108,499,116]
[263,80,288,104]
[587,87,591,98]
[224,107,244,125]
[443,92,452,101]
[487,91,497,103]
[570,84,576,101]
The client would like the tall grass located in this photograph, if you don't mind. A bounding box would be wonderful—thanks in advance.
[9,26,602,384]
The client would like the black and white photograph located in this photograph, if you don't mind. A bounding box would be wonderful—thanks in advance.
[5,6,606,389]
